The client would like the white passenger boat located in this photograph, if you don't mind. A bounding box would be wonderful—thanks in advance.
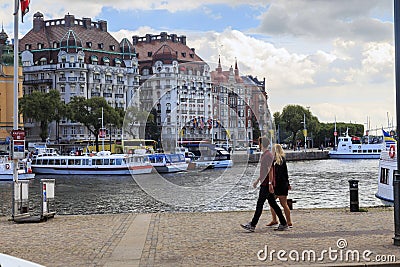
[147,153,189,173]
[0,157,35,181]
[375,144,396,205]
[186,144,233,168]
[30,151,152,175]
[329,129,386,159]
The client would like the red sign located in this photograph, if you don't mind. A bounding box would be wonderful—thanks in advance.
[334,131,337,136]
[99,129,106,138]
[12,130,25,140]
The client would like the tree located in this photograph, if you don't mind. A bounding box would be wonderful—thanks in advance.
[274,105,319,148]
[123,106,153,139]
[67,97,121,152]
[19,90,66,142]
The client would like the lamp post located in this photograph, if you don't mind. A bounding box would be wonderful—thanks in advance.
[394,0,400,246]
[302,114,307,152]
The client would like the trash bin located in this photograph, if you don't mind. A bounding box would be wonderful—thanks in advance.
[348,179,359,212]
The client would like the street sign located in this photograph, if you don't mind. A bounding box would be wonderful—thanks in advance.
[334,131,337,136]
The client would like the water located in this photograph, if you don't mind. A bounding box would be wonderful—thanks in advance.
[0,159,383,216]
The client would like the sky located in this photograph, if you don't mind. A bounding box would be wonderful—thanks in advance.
[1,0,396,133]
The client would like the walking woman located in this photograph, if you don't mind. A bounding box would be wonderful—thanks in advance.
[266,144,293,228]
[240,137,288,232]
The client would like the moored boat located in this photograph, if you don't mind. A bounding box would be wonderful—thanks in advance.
[0,157,35,181]
[30,151,152,175]
[375,144,396,205]
[329,129,385,159]
[147,153,189,173]
[185,143,233,168]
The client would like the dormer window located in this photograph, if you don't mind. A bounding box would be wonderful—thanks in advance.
[86,42,92,48]
[25,44,32,50]
[181,52,186,57]
[148,52,152,57]
[98,43,104,49]
[190,54,194,58]
[53,42,59,48]
[37,43,43,49]
[109,45,115,51]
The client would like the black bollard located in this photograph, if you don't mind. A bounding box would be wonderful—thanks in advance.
[349,179,359,212]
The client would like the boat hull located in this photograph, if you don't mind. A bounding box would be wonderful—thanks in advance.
[31,166,152,175]
[328,153,380,159]
[0,172,35,181]
[195,159,233,168]
[153,163,189,173]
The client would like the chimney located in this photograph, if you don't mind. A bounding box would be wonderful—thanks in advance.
[160,32,167,42]
[171,34,177,42]
[33,12,45,32]
[180,35,186,45]
[132,35,139,45]
[64,14,75,27]
[98,20,108,32]
[82,17,92,29]
[146,34,152,43]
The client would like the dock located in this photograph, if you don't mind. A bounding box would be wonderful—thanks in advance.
[233,149,329,164]
[0,207,398,266]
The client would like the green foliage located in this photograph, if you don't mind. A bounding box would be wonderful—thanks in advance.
[67,96,122,151]
[19,90,66,141]
[274,104,364,148]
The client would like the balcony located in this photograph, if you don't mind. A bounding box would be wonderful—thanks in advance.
[91,92,101,97]
[104,93,113,98]
[93,78,101,83]
[23,79,53,85]
[115,94,124,98]
[68,77,77,82]
[79,77,85,82]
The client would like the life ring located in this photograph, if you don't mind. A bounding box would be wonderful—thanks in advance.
[389,144,396,158]
[5,163,10,169]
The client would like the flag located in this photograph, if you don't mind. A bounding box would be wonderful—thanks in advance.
[20,0,30,23]
[382,129,396,148]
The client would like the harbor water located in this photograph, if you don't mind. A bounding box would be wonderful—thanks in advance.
[0,159,383,216]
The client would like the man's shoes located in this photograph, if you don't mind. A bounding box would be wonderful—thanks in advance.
[274,224,289,231]
[288,223,293,228]
[266,221,279,227]
[240,222,255,232]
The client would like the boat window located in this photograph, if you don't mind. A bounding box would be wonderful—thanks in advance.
[74,159,81,165]
[32,159,38,164]
[380,168,389,185]
[61,159,67,165]
[96,159,103,165]
[49,159,55,165]
[344,138,348,142]
[104,159,109,165]
[68,159,74,165]
[116,158,122,165]
[368,150,372,153]
[110,159,115,165]
[82,159,89,165]
[54,159,61,165]
[42,159,49,165]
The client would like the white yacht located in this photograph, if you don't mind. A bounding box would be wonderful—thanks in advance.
[0,157,35,181]
[375,144,396,205]
[329,129,385,159]
[30,151,152,175]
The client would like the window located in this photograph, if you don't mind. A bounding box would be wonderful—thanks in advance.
[86,42,92,48]
[98,43,104,49]
[109,45,115,51]
[148,52,152,57]
[380,168,389,185]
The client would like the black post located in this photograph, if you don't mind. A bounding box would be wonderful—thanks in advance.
[394,0,400,246]
[349,179,359,212]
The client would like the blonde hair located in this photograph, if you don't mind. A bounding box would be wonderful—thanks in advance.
[272,144,285,165]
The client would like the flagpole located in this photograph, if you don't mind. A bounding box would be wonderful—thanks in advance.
[12,0,19,219]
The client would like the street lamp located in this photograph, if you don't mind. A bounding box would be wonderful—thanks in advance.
[302,114,307,152]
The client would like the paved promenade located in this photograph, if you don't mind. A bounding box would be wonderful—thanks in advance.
[1,207,399,266]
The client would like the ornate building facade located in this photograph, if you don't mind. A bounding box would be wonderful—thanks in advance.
[19,13,139,143]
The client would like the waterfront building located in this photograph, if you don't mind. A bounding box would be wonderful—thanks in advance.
[132,32,212,151]
[210,58,269,148]
[19,13,139,143]
[0,27,24,140]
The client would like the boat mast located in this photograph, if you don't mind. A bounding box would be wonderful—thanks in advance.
[101,107,104,151]
[334,116,337,150]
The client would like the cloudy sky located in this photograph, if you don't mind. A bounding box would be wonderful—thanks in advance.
[1,0,395,132]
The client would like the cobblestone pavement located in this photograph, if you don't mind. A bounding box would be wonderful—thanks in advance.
[1,207,399,266]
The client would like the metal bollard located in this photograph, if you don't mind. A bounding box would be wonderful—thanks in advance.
[349,179,359,212]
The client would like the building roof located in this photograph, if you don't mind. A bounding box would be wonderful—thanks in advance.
[19,12,135,66]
